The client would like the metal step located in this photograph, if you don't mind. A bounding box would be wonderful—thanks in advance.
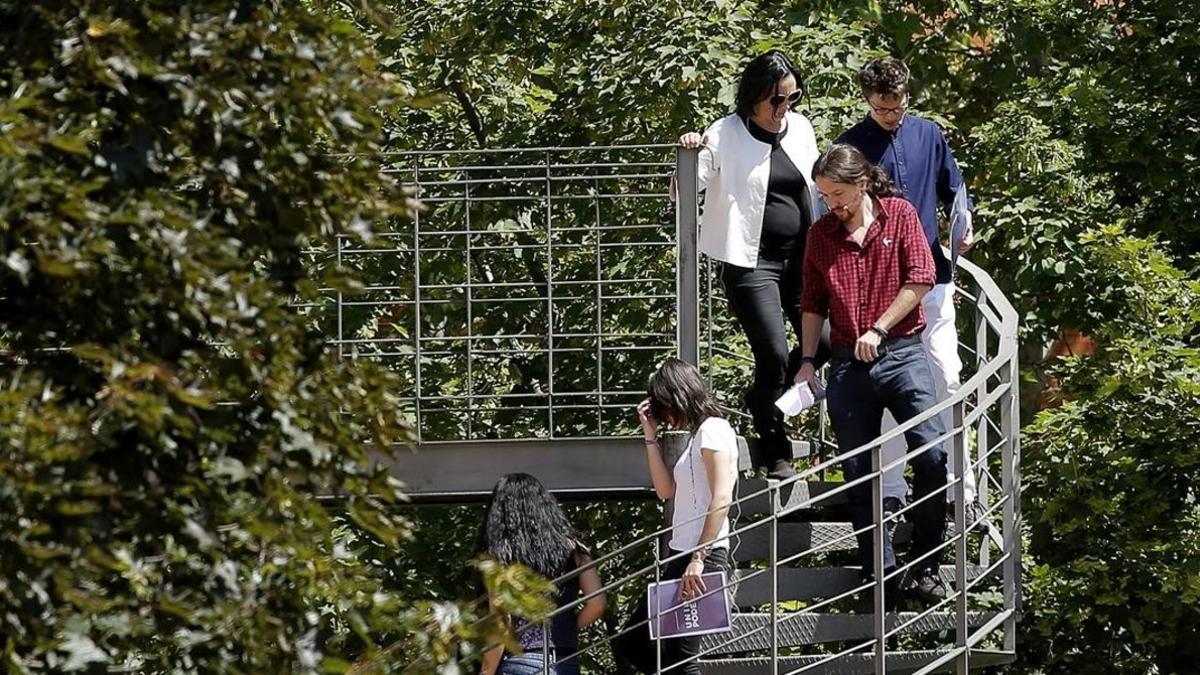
[728,565,991,608]
[732,517,987,563]
[731,522,858,562]
[701,611,998,654]
[736,479,847,517]
[738,437,811,472]
[700,648,1016,674]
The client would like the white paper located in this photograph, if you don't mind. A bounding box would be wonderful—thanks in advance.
[775,381,824,416]
[949,186,972,271]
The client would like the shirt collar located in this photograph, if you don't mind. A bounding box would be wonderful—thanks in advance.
[828,197,890,247]
[864,114,904,136]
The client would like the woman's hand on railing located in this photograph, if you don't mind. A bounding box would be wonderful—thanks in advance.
[678,132,707,149]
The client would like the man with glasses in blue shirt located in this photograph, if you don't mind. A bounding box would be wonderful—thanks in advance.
[836,58,985,588]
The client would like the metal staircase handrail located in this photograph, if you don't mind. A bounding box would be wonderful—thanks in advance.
[391,146,1021,675]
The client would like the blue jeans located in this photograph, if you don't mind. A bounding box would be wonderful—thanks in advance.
[500,653,556,675]
[825,341,948,575]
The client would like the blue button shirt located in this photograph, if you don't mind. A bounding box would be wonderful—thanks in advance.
[836,114,972,283]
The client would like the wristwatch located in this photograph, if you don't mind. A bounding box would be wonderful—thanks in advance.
[870,324,889,339]
[691,545,712,562]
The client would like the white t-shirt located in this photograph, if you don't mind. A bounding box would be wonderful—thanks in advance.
[669,417,740,552]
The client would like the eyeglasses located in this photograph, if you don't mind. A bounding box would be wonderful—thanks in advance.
[867,96,909,116]
[767,90,803,107]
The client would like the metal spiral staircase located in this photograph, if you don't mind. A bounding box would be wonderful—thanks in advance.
[330,145,1021,673]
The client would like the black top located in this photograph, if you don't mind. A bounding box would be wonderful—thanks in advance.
[746,118,812,262]
[513,546,584,660]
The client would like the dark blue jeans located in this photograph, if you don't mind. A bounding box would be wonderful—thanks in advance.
[826,341,948,575]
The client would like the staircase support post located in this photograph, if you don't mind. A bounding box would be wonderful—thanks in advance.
[974,292,991,569]
[871,443,886,675]
[675,147,700,367]
[654,543,663,674]
[769,481,780,675]
[1001,339,1020,652]
[953,400,969,674]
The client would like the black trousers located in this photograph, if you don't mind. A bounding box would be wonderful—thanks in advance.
[613,547,730,675]
[722,250,829,466]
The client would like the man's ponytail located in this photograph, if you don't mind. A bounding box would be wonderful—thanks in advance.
[867,165,901,198]
[812,144,900,198]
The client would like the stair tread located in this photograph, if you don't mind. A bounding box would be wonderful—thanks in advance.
[737,437,810,471]
[699,648,1016,675]
[735,479,847,516]
[731,522,858,562]
[701,610,998,653]
[728,564,992,607]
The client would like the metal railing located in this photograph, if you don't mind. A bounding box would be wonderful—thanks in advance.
[368,146,1021,673]
[318,145,682,443]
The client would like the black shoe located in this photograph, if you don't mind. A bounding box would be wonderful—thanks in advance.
[854,570,899,613]
[947,500,992,535]
[910,569,949,604]
[767,458,797,480]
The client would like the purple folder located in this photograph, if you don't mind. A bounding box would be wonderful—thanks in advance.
[646,571,733,640]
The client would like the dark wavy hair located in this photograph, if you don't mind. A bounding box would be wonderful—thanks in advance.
[478,473,577,579]
[859,56,911,97]
[647,357,725,434]
[735,50,806,119]
[812,144,902,198]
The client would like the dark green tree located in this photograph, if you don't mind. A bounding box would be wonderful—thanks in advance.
[0,2,550,672]
[372,1,1200,672]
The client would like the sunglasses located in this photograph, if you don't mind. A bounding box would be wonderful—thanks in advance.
[767,90,803,107]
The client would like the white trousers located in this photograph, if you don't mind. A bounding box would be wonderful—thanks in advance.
[880,282,974,503]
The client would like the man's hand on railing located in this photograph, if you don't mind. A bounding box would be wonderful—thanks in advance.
[678,132,708,149]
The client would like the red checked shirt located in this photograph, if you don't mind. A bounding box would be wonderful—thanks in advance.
[801,196,936,348]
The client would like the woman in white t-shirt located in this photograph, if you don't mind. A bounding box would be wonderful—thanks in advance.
[612,358,739,675]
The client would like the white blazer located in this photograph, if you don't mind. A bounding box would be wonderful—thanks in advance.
[695,111,824,269]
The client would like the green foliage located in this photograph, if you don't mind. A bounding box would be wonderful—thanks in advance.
[4,0,1194,671]
[373,1,1200,672]
[0,1,513,672]
[1021,341,1200,671]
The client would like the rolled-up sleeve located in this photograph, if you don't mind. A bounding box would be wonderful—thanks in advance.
[897,202,936,286]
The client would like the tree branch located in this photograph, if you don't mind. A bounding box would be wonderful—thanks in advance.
[442,65,488,146]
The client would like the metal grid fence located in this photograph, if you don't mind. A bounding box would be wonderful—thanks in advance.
[318,145,758,447]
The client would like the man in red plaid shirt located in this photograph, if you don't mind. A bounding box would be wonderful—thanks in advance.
[795,144,949,603]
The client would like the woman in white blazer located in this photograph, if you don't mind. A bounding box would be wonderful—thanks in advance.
[678,51,828,479]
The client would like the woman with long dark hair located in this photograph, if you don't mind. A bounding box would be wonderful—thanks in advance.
[479,473,606,675]
[677,50,828,479]
[613,358,739,675]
